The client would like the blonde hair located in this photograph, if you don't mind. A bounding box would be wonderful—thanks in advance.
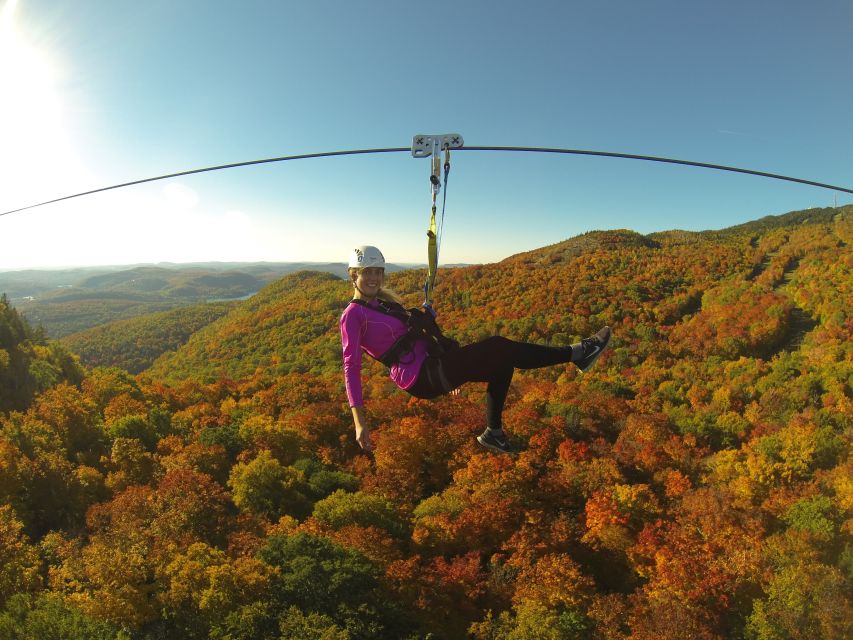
[348,267,403,305]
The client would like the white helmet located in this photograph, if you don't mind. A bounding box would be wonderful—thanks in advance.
[348,245,385,269]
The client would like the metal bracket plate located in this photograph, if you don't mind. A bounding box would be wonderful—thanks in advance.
[411,133,464,158]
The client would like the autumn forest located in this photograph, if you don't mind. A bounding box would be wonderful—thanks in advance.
[0,206,850,639]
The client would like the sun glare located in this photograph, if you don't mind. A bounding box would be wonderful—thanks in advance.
[1,1,57,144]
[0,0,87,210]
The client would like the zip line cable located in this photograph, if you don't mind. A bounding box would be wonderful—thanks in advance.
[2,145,852,218]
[0,148,409,218]
[462,147,853,194]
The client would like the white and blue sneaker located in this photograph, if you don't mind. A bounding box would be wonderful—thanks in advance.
[576,326,612,372]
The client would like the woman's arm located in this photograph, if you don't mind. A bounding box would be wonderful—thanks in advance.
[341,308,369,450]
[351,405,372,451]
[340,305,366,424]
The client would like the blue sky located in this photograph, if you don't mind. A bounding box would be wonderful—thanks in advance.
[1,0,851,269]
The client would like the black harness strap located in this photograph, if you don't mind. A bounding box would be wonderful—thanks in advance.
[349,298,458,367]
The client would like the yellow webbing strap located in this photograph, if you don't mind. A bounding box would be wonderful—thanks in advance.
[425,204,438,306]
[424,145,449,309]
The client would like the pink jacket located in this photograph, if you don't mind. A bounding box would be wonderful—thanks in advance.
[340,300,428,407]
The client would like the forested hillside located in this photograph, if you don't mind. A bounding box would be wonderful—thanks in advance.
[60,302,235,374]
[0,295,83,412]
[7,265,265,339]
[0,207,850,639]
[1,261,412,338]
[144,271,346,383]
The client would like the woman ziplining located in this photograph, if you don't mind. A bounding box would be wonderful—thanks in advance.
[338,136,611,454]
[339,245,611,454]
[339,137,608,453]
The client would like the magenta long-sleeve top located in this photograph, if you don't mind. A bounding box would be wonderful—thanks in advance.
[340,300,428,407]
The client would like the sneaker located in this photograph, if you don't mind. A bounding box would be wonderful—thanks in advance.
[477,429,515,454]
[575,326,612,372]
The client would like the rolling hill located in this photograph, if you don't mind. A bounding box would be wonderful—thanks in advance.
[0,261,422,338]
[60,302,236,374]
[145,206,849,386]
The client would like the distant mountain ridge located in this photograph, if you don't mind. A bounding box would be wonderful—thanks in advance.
[0,261,422,299]
[504,229,661,266]
[15,204,849,370]
[0,262,417,337]
[140,205,850,384]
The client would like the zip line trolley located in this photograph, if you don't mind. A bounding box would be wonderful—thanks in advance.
[411,133,464,312]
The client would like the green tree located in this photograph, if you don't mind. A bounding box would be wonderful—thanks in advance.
[470,600,590,640]
[746,562,851,640]
[0,506,41,607]
[107,414,158,451]
[257,533,392,639]
[293,458,359,500]
[276,606,351,639]
[0,593,122,640]
[312,490,408,538]
[228,450,311,520]
[783,495,837,544]
[160,542,274,638]
[0,296,83,412]
[104,437,154,492]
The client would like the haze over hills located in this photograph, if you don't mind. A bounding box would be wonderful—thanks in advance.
[8,205,842,341]
[0,261,423,297]
[0,262,419,338]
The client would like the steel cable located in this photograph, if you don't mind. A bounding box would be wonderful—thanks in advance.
[2,145,851,218]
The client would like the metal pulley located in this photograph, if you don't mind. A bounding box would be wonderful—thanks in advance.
[411,133,463,308]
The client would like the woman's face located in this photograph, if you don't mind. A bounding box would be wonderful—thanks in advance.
[354,267,385,298]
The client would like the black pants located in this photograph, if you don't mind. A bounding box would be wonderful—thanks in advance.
[406,336,574,430]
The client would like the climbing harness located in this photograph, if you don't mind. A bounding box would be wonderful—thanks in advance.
[348,297,459,368]
[411,133,464,312]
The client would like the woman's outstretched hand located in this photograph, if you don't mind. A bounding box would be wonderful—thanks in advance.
[351,406,373,452]
[355,423,373,452]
